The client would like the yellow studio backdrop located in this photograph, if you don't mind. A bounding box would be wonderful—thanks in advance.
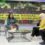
[0,13,40,20]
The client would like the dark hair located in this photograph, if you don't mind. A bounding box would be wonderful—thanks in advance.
[41,11,45,13]
[8,14,14,19]
[37,20,41,26]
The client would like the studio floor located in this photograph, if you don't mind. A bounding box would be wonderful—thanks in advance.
[0,34,43,45]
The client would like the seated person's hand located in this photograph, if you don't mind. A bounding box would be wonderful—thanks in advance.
[15,23,20,25]
[10,24,16,29]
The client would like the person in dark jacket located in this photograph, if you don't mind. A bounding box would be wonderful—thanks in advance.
[6,13,18,30]
[5,13,18,41]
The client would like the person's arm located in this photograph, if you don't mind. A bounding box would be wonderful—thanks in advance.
[14,18,19,25]
[39,20,45,30]
[4,19,10,27]
[14,18,18,23]
[4,19,7,26]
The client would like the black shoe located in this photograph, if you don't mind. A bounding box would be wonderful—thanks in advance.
[40,42,45,44]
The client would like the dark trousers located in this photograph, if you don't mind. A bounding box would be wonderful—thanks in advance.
[31,27,39,37]
[39,30,45,42]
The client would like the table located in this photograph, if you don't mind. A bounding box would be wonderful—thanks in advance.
[6,31,31,42]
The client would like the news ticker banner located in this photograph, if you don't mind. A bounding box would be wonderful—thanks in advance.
[0,13,40,20]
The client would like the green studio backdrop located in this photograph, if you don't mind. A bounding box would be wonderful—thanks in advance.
[0,0,6,2]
